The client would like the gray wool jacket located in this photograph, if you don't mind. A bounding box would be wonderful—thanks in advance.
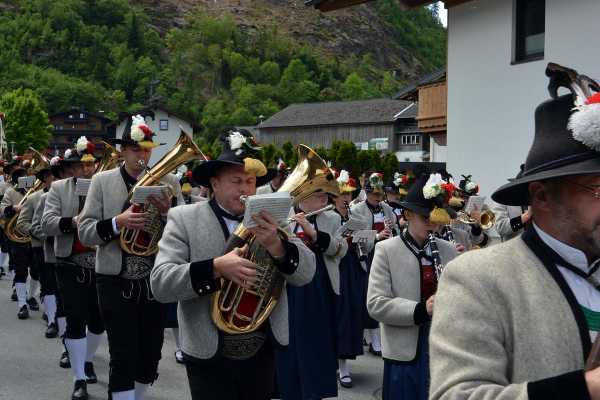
[151,201,316,360]
[350,200,399,252]
[16,189,43,247]
[291,209,347,295]
[41,178,82,258]
[78,167,183,275]
[491,202,526,242]
[0,185,23,216]
[429,235,591,400]
[367,235,457,362]
[31,192,56,263]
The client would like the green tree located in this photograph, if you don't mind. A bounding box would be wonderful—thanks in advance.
[340,72,380,100]
[0,88,52,153]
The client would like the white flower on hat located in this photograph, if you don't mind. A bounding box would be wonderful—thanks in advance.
[130,115,146,142]
[64,149,73,159]
[466,181,478,192]
[337,170,350,184]
[76,136,89,153]
[227,131,246,155]
[50,156,61,166]
[569,94,600,151]
[393,172,402,187]
[423,173,444,199]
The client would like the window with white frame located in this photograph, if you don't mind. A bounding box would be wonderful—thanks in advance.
[159,119,169,131]
[400,134,421,145]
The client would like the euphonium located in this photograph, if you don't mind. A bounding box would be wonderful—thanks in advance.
[456,209,496,230]
[5,148,49,243]
[211,144,339,334]
[96,141,122,173]
[119,130,206,257]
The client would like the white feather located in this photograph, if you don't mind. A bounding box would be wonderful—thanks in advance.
[568,104,600,151]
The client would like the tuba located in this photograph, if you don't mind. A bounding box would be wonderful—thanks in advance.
[5,148,49,243]
[211,144,339,334]
[96,141,122,173]
[119,130,206,257]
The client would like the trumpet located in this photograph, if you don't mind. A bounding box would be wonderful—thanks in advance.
[456,209,496,230]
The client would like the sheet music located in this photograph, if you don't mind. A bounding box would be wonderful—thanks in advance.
[352,229,377,244]
[131,185,169,204]
[75,179,91,197]
[17,176,35,189]
[464,195,485,214]
[243,192,293,228]
[336,217,369,238]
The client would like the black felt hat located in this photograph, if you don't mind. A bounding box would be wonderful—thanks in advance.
[400,173,456,224]
[112,114,162,148]
[493,63,600,206]
[192,129,271,187]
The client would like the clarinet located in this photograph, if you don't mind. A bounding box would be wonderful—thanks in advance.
[344,201,368,262]
[444,225,456,245]
[428,231,445,280]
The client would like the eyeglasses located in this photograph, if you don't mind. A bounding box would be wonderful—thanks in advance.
[567,180,600,199]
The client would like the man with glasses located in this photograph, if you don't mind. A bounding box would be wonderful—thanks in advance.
[429,64,600,399]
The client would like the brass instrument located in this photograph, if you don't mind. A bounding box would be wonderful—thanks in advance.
[456,209,496,230]
[211,144,339,335]
[96,141,122,173]
[5,148,49,243]
[119,130,206,257]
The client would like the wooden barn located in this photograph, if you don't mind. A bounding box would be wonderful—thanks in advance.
[48,108,115,155]
[258,98,428,161]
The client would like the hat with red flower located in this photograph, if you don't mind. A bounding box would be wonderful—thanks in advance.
[336,169,358,194]
[113,114,161,149]
[400,172,456,225]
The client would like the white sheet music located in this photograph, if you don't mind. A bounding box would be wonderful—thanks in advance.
[243,192,293,228]
[75,179,91,197]
[17,176,35,189]
[336,217,368,238]
[131,185,169,204]
[464,195,485,214]
[352,229,377,244]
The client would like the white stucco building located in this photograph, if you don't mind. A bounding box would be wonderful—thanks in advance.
[116,107,195,167]
[446,0,599,195]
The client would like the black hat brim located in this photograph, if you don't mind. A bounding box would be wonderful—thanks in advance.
[399,201,431,218]
[492,157,600,206]
[193,160,274,188]
[108,138,165,147]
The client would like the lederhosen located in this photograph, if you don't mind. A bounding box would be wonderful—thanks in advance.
[96,166,164,393]
[55,179,104,339]
[184,198,276,400]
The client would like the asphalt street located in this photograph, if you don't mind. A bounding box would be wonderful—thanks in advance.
[0,276,383,400]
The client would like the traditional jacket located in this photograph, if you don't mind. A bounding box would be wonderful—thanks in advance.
[78,167,183,275]
[429,228,593,400]
[150,201,316,360]
[0,185,24,218]
[16,189,43,248]
[350,200,399,253]
[367,234,457,362]
[491,202,527,242]
[31,192,55,263]
[292,209,347,295]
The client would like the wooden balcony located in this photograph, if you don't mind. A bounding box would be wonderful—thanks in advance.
[416,81,447,133]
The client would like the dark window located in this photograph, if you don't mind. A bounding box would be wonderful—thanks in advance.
[159,119,169,131]
[514,0,545,62]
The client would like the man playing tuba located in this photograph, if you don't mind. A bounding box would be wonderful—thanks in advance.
[151,129,315,400]
[78,116,183,400]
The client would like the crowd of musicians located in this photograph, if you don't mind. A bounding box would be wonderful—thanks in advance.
[5,62,600,400]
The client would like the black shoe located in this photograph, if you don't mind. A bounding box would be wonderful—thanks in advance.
[45,322,58,338]
[339,375,353,388]
[11,288,17,302]
[26,297,39,311]
[84,362,97,384]
[42,312,48,322]
[368,344,382,357]
[17,305,29,320]
[71,379,88,400]
[59,351,71,369]
[0,266,5,277]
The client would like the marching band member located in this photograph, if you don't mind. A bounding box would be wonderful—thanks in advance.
[256,159,288,195]
[429,63,600,400]
[151,130,315,400]
[0,160,9,278]
[368,173,457,400]
[276,177,345,400]
[350,172,398,356]
[1,163,39,318]
[385,172,413,230]
[31,155,70,367]
[3,157,24,286]
[492,166,531,242]
[42,138,104,400]
[78,116,182,400]
[16,159,56,337]
[332,170,369,388]
[448,175,490,248]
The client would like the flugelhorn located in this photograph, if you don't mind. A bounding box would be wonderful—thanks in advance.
[456,209,496,230]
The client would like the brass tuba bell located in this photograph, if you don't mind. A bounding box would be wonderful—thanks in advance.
[96,141,122,173]
[119,129,207,257]
[211,144,339,334]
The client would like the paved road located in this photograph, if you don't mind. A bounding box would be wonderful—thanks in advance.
[0,276,383,399]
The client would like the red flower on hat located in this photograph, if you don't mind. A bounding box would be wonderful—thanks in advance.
[186,170,192,178]
[139,124,153,140]
[586,92,600,105]
[86,142,95,154]
[441,182,456,197]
